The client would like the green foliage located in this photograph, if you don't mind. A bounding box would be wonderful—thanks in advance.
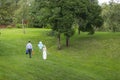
[6,25,13,29]
[47,0,77,47]
[77,1,103,35]
[29,0,51,28]
[30,0,103,46]
[15,23,22,28]
[72,0,104,35]
[101,2,120,32]
[0,0,17,25]
[13,0,34,24]
[45,24,52,29]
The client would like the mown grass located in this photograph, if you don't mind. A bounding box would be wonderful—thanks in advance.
[0,28,120,80]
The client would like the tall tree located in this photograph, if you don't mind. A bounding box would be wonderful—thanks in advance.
[86,2,103,34]
[0,0,17,25]
[30,0,103,48]
[74,0,88,34]
[101,0,120,32]
[77,0,103,34]
[49,0,76,48]
[29,0,51,28]
[14,0,33,33]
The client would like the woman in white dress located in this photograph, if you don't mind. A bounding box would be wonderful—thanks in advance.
[38,41,43,50]
[42,45,47,60]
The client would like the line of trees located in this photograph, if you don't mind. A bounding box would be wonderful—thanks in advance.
[0,0,119,49]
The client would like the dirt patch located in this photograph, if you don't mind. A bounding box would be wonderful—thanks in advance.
[0,25,7,28]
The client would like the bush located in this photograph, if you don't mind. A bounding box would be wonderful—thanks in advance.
[7,25,13,29]
[45,24,52,29]
[16,24,22,28]
[47,30,55,36]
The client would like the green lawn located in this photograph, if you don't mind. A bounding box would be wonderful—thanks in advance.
[0,28,120,80]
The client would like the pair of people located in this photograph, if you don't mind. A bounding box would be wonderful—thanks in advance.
[38,41,47,60]
[26,41,47,60]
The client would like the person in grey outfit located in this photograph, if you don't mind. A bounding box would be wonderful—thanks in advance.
[26,41,33,58]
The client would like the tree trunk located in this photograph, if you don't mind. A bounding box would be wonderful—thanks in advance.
[78,29,80,35]
[22,19,26,34]
[0,29,1,35]
[66,36,69,47]
[57,33,61,50]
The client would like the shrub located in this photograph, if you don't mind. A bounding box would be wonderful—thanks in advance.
[16,24,22,28]
[7,25,13,29]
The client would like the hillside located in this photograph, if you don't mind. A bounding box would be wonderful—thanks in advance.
[0,28,120,80]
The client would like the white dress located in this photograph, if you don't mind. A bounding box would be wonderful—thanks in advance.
[43,47,47,60]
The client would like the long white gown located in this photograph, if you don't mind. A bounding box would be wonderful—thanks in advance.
[43,47,47,60]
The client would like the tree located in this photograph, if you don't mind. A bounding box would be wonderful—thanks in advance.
[0,0,17,25]
[86,3,103,34]
[29,0,51,28]
[30,0,63,49]
[110,2,120,32]
[49,0,76,48]
[77,0,103,35]
[29,0,103,49]
[101,0,120,32]
[73,0,88,34]
[14,0,33,33]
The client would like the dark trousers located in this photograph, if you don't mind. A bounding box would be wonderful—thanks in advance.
[28,49,32,58]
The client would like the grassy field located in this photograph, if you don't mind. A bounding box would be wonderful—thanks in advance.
[0,28,120,80]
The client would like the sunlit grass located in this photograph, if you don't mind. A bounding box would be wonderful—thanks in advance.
[0,28,120,80]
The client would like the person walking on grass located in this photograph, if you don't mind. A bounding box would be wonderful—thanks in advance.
[38,41,43,51]
[42,45,47,60]
[26,41,33,58]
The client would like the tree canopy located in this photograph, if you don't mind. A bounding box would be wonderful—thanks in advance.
[101,1,120,32]
[0,0,17,25]
[0,0,105,48]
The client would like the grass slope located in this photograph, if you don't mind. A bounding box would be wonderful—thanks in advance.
[0,28,120,80]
